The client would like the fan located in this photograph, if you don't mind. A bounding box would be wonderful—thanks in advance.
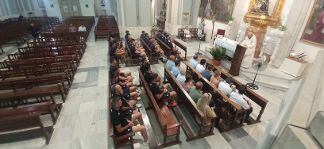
[246,56,267,90]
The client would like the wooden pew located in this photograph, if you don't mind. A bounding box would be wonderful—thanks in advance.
[183,61,248,131]
[0,101,62,124]
[206,62,268,122]
[177,28,199,40]
[0,71,72,92]
[0,113,53,145]
[0,62,76,80]
[163,65,215,141]
[173,38,188,60]
[138,68,181,147]
[0,83,67,108]
[140,38,159,64]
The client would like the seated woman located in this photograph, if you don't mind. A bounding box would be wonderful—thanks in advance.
[111,96,148,142]
[196,93,216,125]
[115,42,126,64]
[149,73,177,107]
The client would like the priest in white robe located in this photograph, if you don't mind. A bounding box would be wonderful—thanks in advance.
[241,28,257,69]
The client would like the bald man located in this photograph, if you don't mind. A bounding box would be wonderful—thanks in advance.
[189,81,204,103]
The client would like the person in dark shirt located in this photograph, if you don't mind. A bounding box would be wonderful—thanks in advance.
[110,58,134,87]
[110,96,148,142]
[140,31,146,39]
[111,83,138,108]
[18,14,24,21]
[28,23,40,38]
[149,73,177,107]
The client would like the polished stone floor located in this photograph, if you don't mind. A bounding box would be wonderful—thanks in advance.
[0,30,288,149]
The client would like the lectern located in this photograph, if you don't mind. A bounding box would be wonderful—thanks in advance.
[214,37,246,76]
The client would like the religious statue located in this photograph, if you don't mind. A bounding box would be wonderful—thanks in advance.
[252,0,269,15]
[198,18,206,38]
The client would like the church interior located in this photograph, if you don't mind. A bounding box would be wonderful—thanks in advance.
[0,0,323,149]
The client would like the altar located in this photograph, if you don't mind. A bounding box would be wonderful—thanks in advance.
[213,37,246,76]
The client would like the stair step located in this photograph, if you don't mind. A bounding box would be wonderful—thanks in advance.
[310,112,324,147]
[272,125,321,149]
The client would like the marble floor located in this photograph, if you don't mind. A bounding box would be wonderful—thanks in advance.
[0,31,288,149]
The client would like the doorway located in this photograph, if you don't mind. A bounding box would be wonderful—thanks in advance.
[58,0,82,19]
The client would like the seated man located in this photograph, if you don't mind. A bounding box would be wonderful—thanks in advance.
[210,70,221,88]
[140,31,146,39]
[110,58,133,86]
[78,25,87,32]
[229,85,253,122]
[166,55,176,70]
[149,73,177,107]
[184,26,192,40]
[182,77,193,93]
[111,84,139,110]
[190,55,199,68]
[115,42,126,64]
[176,68,186,84]
[69,24,77,32]
[196,59,206,73]
[218,77,235,96]
[189,81,204,103]
[171,60,181,77]
[110,96,148,142]
[201,64,213,80]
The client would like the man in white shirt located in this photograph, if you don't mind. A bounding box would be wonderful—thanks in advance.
[78,25,87,32]
[196,59,206,73]
[241,27,257,69]
[166,55,176,70]
[190,55,199,68]
[176,68,186,84]
[229,85,253,122]
[218,78,233,96]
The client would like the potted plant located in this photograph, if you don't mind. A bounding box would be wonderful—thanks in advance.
[210,47,226,66]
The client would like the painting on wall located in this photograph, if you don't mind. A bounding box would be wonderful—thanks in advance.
[302,0,324,46]
[250,0,269,15]
[198,0,236,23]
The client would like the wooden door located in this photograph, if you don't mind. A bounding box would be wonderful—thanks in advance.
[58,0,82,19]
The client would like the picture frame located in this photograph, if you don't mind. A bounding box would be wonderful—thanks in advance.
[301,0,324,46]
[198,0,236,23]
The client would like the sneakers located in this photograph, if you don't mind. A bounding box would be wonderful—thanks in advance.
[137,89,141,95]
[137,97,141,101]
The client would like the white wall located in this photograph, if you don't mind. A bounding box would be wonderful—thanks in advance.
[0,0,46,20]
[43,0,62,19]
[79,0,95,16]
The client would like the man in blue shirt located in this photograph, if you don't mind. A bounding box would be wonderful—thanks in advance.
[190,55,199,68]
[171,60,181,77]
[201,64,213,80]
[166,55,176,70]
